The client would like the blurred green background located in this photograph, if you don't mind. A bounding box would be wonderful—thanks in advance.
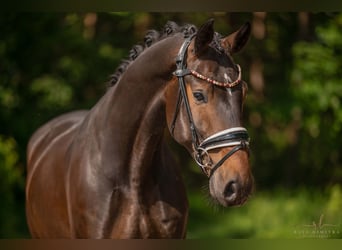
[0,12,341,238]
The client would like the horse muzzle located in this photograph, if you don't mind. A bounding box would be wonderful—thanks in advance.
[193,127,253,207]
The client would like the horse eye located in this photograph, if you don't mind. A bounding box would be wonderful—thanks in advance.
[193,92,205,102]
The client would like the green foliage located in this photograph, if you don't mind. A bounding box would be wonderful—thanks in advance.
[292,17,342,133]
[31,75,73,108]
[0,136,22,188]
[290,13,342,184]
[325,185,342,222]
[187,187,341,238]
[0,85,18,110]
[0,136,26,237]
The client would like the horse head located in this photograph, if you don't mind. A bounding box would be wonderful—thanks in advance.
[166,19,254,207]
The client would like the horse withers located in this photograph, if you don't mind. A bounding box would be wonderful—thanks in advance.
[26,19,254,238]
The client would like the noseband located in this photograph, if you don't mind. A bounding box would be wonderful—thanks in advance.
[171,34,250,178]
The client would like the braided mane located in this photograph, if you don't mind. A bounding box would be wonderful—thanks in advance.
[108,20,225,87]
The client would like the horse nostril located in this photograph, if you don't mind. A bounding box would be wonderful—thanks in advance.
[224,181,238,201]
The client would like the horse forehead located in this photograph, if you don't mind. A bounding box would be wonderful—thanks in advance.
[223,72,230,81]
[193,52,235,72]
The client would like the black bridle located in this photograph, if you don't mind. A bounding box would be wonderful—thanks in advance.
[171,34,250,178]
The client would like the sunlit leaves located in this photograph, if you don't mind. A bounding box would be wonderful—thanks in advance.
[0,85,18,110]
[187,187,342,238]
[0,136,21,187]
[292,14,342,137]
[0,136,23,237]
[30,75,73,109]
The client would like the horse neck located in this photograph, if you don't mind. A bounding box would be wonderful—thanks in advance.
[89,34,183,186]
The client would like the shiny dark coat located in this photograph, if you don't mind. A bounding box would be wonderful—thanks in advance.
[26,20,253,238]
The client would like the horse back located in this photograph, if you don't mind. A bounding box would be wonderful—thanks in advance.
[27,110,88,169]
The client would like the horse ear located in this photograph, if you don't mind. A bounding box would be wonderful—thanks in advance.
[194,19,215,55]
[222,22,251,54]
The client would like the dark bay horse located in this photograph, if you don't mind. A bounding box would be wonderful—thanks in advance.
[26,19,254,238]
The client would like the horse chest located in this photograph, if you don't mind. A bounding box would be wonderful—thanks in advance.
[144,200,185,238]
[108,193,186,238]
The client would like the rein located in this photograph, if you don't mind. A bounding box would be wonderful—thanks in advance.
[171,34,250,178]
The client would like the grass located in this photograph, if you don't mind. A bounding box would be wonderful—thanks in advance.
[186,185,342,239]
